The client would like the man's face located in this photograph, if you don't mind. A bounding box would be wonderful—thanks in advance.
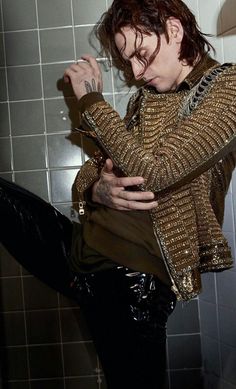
[115,25,193,92]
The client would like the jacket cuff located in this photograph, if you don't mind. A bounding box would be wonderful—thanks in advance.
[78,92,104,114]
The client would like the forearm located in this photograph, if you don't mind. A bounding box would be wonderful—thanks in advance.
[74,157,102,203]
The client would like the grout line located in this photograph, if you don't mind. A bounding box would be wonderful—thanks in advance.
[0,0,14,182]
[1,62,72,68]
[19,265,32,387]
[167,367,203,372]
[96,354,103,389]
[70,0,77,62]
[0,305,80,313]
[35,0,52,203]
[3,335,236,350]
[214,273,223,379]
[5,340,94,349]
[0,91,132,97]
[70,0,87,167]
[3,24,98,34]
[0,167,81,175]
[230,183,236,264]
[167,332,201,338]
[3,132,71,138]
[0,90,134,106]
[2,133,71,139]
[58,292,66,389]
[197,296,205,377]
[6,374,102,385]
[0,57,108,68]
[166,336,171,389]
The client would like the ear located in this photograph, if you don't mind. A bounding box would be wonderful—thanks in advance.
[166,17,184,43]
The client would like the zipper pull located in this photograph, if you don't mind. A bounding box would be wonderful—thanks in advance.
[78,201,86,216]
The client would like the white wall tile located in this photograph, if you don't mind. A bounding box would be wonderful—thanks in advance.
[184,0,200,23]
[223,192,234,233]
[222,35,236,62]
[198,0,222,35]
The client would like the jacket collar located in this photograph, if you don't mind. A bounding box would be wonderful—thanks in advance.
[176,54,219,91]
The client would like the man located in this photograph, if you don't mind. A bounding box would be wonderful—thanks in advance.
[64,1,236,388]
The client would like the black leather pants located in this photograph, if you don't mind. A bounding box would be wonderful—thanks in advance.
[0,177,177,388]
[0,177,74,299]
[71,267,177,389]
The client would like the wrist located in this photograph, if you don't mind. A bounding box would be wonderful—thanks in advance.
[78,92,104,114]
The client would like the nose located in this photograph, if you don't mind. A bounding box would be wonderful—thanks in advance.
[131,60,144,81]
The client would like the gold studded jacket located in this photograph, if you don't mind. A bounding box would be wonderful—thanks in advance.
[75,56,236,300]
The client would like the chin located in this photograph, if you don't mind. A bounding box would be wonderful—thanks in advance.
[152,84,171,93]
[151,81,175,93]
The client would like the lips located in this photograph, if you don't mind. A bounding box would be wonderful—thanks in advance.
[143,77,153,85]
[147,77,158,85]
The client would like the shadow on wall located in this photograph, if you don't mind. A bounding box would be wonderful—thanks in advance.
[217,0,236,36]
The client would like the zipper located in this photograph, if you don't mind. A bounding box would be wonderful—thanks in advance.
[152,227,181,298]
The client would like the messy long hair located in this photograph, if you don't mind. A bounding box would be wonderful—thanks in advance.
[94,0,214,82]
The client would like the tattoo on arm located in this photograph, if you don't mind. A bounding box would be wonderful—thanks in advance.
[84,78,101,94]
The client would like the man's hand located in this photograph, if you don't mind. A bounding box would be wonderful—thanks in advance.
[64,54,103,100]
[92,159,158,210]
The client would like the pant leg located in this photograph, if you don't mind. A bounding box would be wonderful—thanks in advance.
[72,267,176,389]
[0,177,74,299]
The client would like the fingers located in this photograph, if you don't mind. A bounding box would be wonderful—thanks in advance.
[64,75,70,84]
[81,54,101,73]
[63,66,80,84]
[104,193,158,210]
[63,55,103,100]
[101,158,145,186]
[116,199,158,211]
[100,163,145,189]
[63,68,73,83]
[63,61,93,83]
[113,175,145,188]
[112,188,157,210]
[102,159,114,174]
[118,190,155,201]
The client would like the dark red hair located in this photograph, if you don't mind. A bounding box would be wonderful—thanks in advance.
[94,0,214,81]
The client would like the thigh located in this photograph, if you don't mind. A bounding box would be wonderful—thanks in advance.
[72,268,176,389]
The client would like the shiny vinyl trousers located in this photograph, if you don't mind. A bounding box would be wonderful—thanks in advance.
[71,267,177,389]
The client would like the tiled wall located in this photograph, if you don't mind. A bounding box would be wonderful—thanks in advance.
[200,178,236,389]
[0,0,235,389]
[195,1,236,389]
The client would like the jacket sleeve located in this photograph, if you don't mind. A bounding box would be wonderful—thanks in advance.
[81,65,236,193]
[74,150,106,202]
